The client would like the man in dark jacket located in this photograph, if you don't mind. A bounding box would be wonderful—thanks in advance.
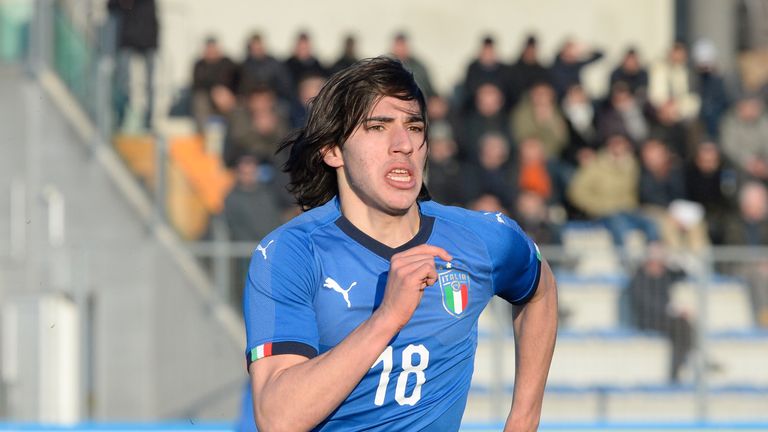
[108,0,159,129]
[628,245,693,383]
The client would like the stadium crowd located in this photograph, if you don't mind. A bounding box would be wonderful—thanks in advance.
[180,30,768,327]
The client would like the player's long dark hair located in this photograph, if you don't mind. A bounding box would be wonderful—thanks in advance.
[279,56,430,210]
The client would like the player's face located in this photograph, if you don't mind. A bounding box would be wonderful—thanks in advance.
[325,96,427,217]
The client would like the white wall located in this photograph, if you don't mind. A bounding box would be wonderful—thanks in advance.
[157,0,673,98]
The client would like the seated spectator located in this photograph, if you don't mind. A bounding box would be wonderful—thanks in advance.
[649,100,692,161]
[465,132,518,210]
[191,36,238,132]
[463,36,508,112]
[691,39,730,139]
[459,82,511,163]
[515,190,561,245]
[561,84,599,178]
[721,94,768,182]
[224,155,283,240]
[290,73,327,129]
[596,81,650,147]
[549,38,604,100]
[237,33,293,101]
[511,81,568,160]
[224,86,289,167]
[648,42,700,121]
[628,244,694,383]
[684,141,737,244]
[505,34,551,109]
[390,32,436,98]
[567,134,659,247]
[639,138,709,252]
[426,123,466,206]
[724,182,768,326]
[610,47,649,98]
[517,137,554,202]
[284,32,327,93]
[329,34,359,75]
[469,193,507,214]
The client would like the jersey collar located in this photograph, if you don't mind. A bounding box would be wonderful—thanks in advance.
[334,204,435,261]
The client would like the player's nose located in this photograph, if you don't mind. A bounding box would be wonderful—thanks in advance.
[390,125,415,155]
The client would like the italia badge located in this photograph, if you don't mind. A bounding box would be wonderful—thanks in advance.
[439,264,470,318]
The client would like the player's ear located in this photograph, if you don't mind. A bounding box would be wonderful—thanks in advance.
[322,145,343,168]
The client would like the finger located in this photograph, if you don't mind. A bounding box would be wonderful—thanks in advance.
[406,262,437,287]
[393,253,444,266]
[394,244,452,262]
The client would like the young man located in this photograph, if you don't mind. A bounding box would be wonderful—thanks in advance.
[244,57,558,431]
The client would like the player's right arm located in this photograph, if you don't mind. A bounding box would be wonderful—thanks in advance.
[246,241,450,432]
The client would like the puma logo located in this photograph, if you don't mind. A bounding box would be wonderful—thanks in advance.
[483,211,506,225]
[323,277,357,308]
[256,240,275,259]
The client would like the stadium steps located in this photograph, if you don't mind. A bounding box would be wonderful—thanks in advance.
[464,384,768,423]
[556,272,755,332]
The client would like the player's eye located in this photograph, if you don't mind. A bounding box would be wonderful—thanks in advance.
[367,124,385,132]
[408,124,425,133]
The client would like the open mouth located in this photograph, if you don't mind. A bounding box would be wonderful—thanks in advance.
[386,168,412,183]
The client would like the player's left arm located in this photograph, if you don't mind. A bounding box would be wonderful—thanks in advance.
[504,258,558,432]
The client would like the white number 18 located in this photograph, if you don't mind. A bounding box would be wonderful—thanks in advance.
[371,344,430,406]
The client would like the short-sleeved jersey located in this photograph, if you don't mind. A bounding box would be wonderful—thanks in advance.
[244,197,541,431]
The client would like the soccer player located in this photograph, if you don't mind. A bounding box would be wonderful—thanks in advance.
[244,57,557,431]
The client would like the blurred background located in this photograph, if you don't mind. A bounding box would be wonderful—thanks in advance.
[1,0,768,430]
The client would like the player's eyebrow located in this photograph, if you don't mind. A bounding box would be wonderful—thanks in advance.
[363,115,425,124]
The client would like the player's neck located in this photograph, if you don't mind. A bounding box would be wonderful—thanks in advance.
[340,200,421,249]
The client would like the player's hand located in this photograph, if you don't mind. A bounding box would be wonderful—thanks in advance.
[375,244,452,330]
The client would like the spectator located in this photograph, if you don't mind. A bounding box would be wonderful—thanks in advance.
[511,81,569,160]
[648,42,700,121]
[549,38,604,100]
[290,73,327,129]
[691,39,730,139]
[596,81,650,146]
[628,244,694,383]
[505,34,551,109]
[610,47,649,98]
[329,34,359,75]
[721,94,768,182]
[463,36,508,112]
[649,100,691,161]
[639,139,709,251]
[284,32,327,93]
[724,182,768,326]
[684,141,737,244]
[426,123,466,206]
[517,137,554,202]
[238,33,293,101]
[191,36,238,132]
[567,134,659,247]
[224,86,289,167]
[515,191,561,245]
[108,0,159,131]
[223,155,284,307]
[459,82,510,163]
[465,132,518,210]
[561,84,598,166]
[390,32,436,98]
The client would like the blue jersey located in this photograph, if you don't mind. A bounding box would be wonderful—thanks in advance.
[243,197,541,431]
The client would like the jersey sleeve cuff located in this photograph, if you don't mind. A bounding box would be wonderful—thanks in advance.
[246,341,318,369]
[510,258,541,305]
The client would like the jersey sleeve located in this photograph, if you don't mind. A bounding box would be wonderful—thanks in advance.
[487,215,542,305]
[244,229,320,369]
